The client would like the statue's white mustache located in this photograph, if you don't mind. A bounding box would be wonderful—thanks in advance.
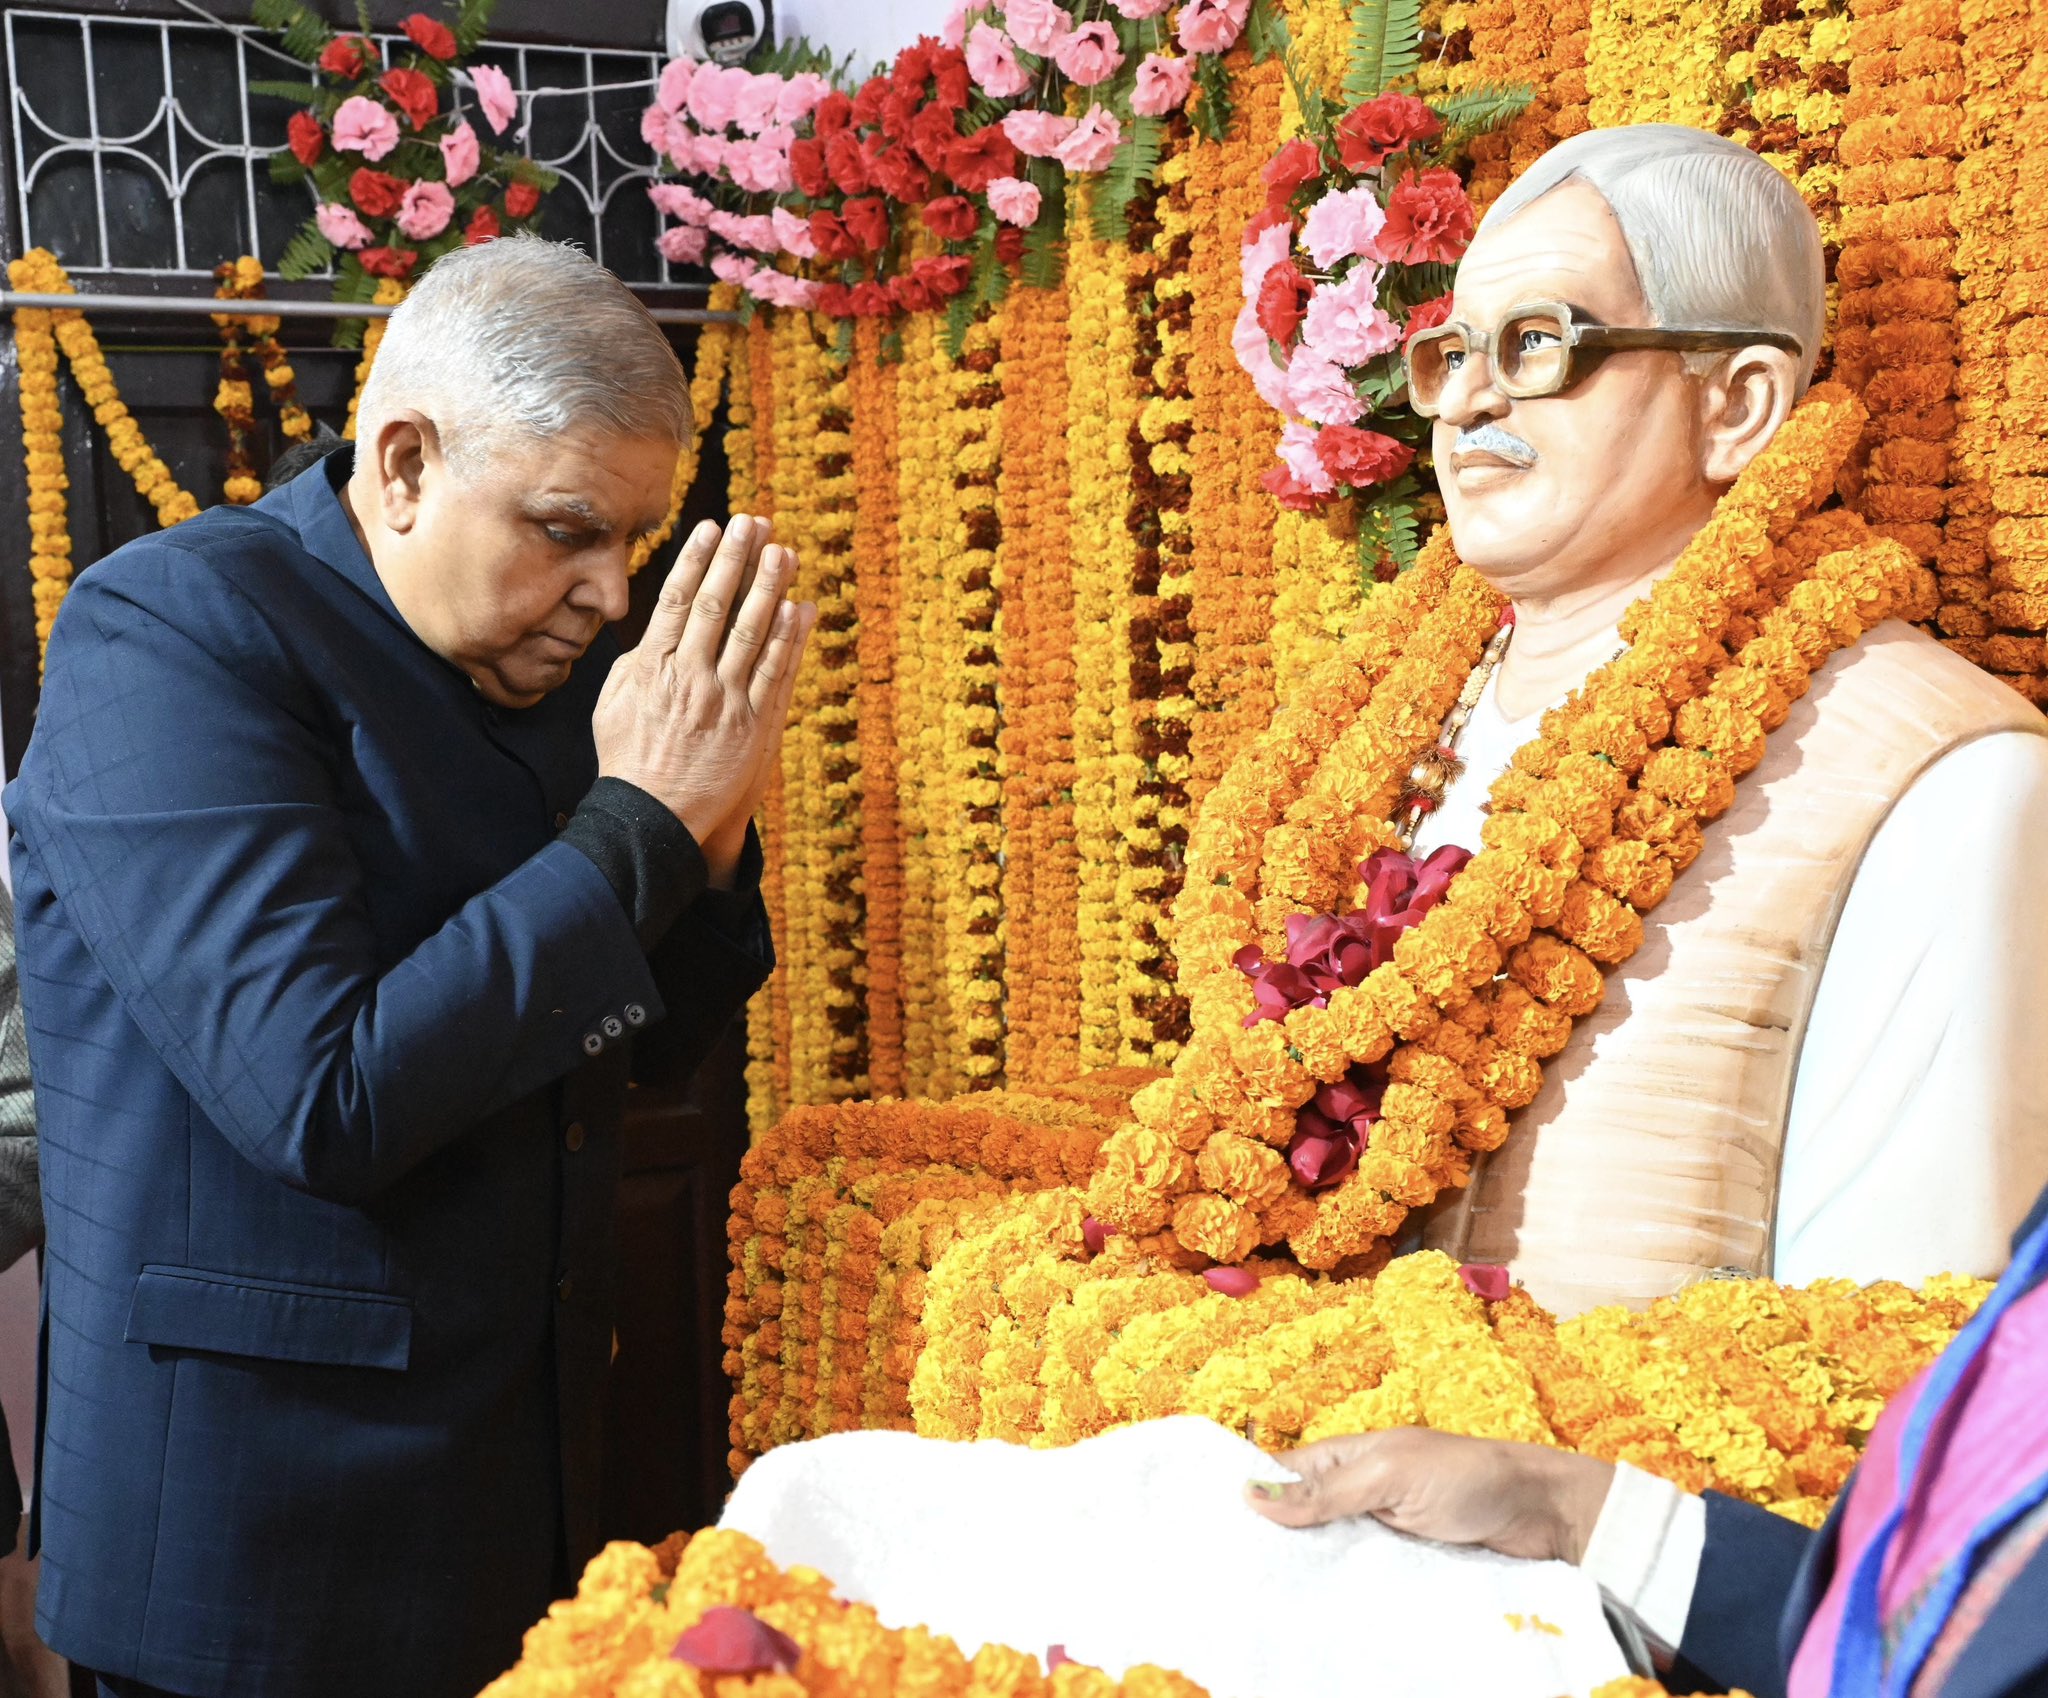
[1454,424,1539,468]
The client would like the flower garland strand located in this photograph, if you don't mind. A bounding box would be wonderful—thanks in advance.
[628,290,740,578]
[211,256,315,502]
[211,262,263,507]
[341,277,409,440]
[12,273,70,666]
[1091,385,1921,1270]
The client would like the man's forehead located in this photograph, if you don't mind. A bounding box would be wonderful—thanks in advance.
[1452,185,1647,321]
[508,436,677,534]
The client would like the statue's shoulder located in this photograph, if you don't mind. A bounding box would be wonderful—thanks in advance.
[1806,615,2047,752]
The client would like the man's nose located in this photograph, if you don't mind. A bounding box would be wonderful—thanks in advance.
[1436,357,1509,429]
[576,553,632,625]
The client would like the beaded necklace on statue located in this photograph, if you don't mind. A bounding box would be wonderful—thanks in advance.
[1392,611,1514,851]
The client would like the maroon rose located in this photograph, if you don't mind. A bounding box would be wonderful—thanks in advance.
[1284,1071,1384,1190]
[1378,168,1477,266]
[790,137,832,199]
[840,194,891,253]
[825,132,872,196]
[1314,424,1416,490]
[922,194,978,242]
[942,125,1017,192]
[1261,137,1323,209]
[1254,259,1313,347]
[1336,91,1443,171]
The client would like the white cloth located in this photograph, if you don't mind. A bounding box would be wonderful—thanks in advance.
[721,1417,1630,1698]
[1578,1462,1707,1656]
[1412,662,2048,1290]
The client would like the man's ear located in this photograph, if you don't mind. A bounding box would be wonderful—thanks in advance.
[370,410,443,535]
[1699,344,1802,485]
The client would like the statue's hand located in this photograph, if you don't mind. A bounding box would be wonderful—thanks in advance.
[1245,1428,1614,1565]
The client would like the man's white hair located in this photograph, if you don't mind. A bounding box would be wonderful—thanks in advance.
[1485,124,1826,390]
[355,235,690,475]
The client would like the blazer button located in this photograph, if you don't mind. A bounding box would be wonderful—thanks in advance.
[581,1033,603,1056]
[556,1273,574,1303]
[624,1003,647,1028]
[564,1121,586,1153]
[602,1015,624,1039]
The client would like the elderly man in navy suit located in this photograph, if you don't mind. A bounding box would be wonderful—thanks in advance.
[5,237,812,1698]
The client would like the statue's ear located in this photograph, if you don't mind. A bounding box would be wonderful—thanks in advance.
[1699,344,1803,485]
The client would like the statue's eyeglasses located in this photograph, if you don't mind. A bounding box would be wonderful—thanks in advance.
[1402,299,1804,418]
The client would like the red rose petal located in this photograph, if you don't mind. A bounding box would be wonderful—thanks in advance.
[1460,1263,1512,1302]
[1203,1266,1259,1298]
[671,1606,802,1675]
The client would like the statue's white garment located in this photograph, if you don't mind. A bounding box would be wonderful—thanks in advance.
[720,1417,1630,1698]
[1411,658,2048,1291]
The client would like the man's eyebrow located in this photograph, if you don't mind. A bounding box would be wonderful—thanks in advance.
[523,495,611,531]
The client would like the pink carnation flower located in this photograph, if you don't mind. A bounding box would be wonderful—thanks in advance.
[658,225,708,266]
[315,201,372,251]
[727,138,793,194]
[1301,184,1388,270]
[395,179,455,240]
[777,72,831,125]
[733,72,785,136]
[687,63,746,130]
[1003,0,1071,55]
[1053,22,1123,86]
[1278,422,1337,495]
[438,121,480,188]
[772,205,818,257]
[664,118,714,175]
[1283,349,1365,425]
[1178,0,1252,54]
[469,64,517,136]
[1301,270,1400,366]
[1232,301,1293,412]
[986,175,1043,227]
[1240,218,1294,303]
[1002,109,1078,158]
[1053,106,1121,173]
[1113,0,1175,14]
[640,103,671,160]
[707,210,778,252]
[649,182,716,223]
[710,252,760,286]
[941,0,972,47]
[656,57,698,115]
[331,95,400,161]
[967,24,1032,99]
[1131,52,1195,116]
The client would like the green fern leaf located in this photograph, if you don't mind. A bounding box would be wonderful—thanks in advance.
[1021,167,1067,291]
[248,78,321,104]
[1431,81,1535,145]
[1344,0,1424,101]
[277,216,334,281]
[1277,43,1327,139]
[455,0,499,55]
[1192,52,1236,142]
[1246,0,1291,64]
[268,150,309,187]
[252,0,334,65]
[942,292,977,361]
[1089,114,1163,243]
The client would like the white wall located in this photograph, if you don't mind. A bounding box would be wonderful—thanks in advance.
[775,0,959,74]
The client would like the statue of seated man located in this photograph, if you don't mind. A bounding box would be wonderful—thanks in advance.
[1091,123,2048,1316]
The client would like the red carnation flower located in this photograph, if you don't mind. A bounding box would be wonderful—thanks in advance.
[463,204,500,245]
[824,132,871,197]
[1261,137,1323,209]
[1402,291,1456,349]
[1336,92,1442,171]
[319,35,377,79]
[867,139,931,204]
[995,225,1025,266]
[287,110,326,167]
[1314,424,1416,490]
[851,75,892,127]
[348,167,406,219]
[1254,260,1312,347]
[789,137,831,199]
[1378,167,1476,266]
[889,271,937,313]
[1241,204,1291,246]
[879,88,917,143]
[808,210,859,261]
[891,39,935,101]
[921,194,978,242]
[841,194,891,253]
[942,125,1016,192]
[817,281,855,317]
[504,180,541,219]
[401,12,458,61]
[915,254,973,298]
[849,280,893,317]
[379,67,438,130]
[930,47,971,111]
[359,245,418,280]
[1260,462,1326,513]
[812,90,855,138]
[909,101,960,175]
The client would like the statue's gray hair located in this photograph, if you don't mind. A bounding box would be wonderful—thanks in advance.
[1486,124,1826,392]
[355,235,690,474]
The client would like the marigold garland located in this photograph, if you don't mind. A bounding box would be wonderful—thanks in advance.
[1090,385,1922,1271]
[341,276,408,440]
[628,286,740,578]
[212,262,265,507]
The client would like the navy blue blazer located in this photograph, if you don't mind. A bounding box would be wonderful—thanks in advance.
[5,451,771,1698]
[1677,1186,2048,1698]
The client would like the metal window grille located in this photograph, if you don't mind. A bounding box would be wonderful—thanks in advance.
[3,6,684,286]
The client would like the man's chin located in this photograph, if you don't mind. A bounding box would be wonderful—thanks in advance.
[475,660,571,711]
